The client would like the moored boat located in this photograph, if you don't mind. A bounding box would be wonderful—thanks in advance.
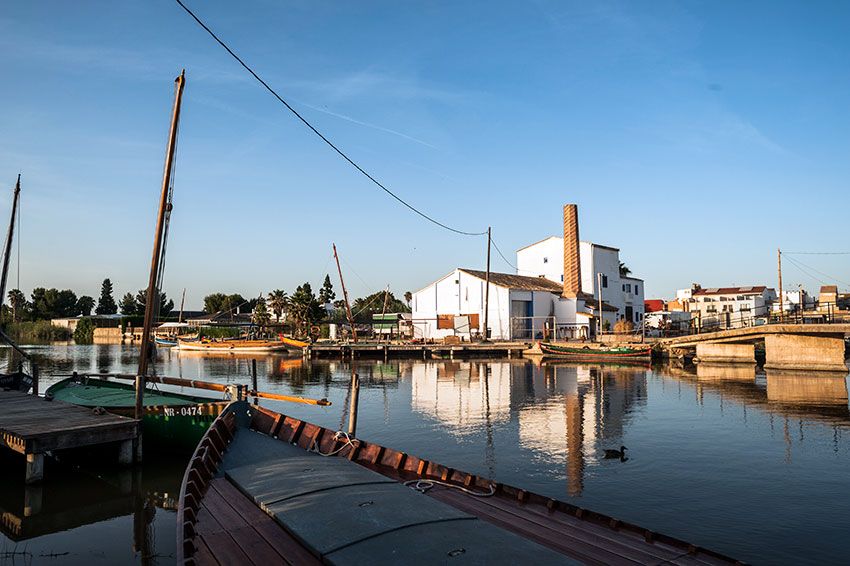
[177,401,741,565]
[177,338,291,353]
[46,376,230,451]
[540,341,653,360]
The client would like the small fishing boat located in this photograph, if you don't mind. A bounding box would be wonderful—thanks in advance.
[46,376,230,451]
[540,341,653,361]
[177,401,741,565]
[177,338,292,353]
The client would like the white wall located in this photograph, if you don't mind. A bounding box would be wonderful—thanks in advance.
[516,237,563,282]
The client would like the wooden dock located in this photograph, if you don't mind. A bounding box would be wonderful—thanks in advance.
[0,390,140,483]
[306,341,529,360]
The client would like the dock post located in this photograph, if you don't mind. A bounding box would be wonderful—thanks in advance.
[24,485,42,517]
[251,359,258,405]
[31,363,39,396]
[25,453,44,484]
[118,439,134,465]
[347,371,360,437]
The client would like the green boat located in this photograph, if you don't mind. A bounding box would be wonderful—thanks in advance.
[540,341,653,360]
[46,376,230,452]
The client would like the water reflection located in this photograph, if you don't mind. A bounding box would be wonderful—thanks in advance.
[4,345,849,564]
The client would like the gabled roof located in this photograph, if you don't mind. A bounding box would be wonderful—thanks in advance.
[692,286,767,296]
[516,235,561,253]
[820,285,838,294]
[459,269,564,292]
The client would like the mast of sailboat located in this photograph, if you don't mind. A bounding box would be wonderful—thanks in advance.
[0,175,21,310]
[135,70,186,420]
[333,243,358,343]
[178,287,186,323]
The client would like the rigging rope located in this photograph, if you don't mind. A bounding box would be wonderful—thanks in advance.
[309,430,360,457]
[404,479,496,497]
[172,0,487,237]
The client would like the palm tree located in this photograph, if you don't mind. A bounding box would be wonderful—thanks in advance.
[267,289,288,323]
[252,296,271,327]
[404,291,413,308]
[619,262,631,278]
[7,289,26,322]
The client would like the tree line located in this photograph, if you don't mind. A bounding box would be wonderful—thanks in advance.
[3,278,177,322]
[204,275,412,336]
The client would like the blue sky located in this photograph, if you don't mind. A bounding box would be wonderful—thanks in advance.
[1,1,848,307]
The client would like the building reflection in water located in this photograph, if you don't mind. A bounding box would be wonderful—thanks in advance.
[410,360,648,497]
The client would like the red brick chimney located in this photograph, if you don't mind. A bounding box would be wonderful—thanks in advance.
[562,204,581,298]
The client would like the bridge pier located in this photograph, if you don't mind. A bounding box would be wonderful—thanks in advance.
[695,343,755,364]
[696,362,756,381]
[765,370,849,404]
[764,334,848,373]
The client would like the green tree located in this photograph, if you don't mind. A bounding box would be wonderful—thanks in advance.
[135,289,174,318]
[288,283,323,335]
[203,292,248,314]
[76,295,95,316]
[619,262,631,278]
[351,291,410,323]
[318,275,336,305]
[267,289,288,323]
[119,292,138,315]
[95,279,118,315]
[30,288,78,319]
[73,317,95,343]
[404,291,412,308]
[252,296,271,326]
[7,289,28,322]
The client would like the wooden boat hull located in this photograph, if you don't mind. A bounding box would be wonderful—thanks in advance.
[177,339,291,353]
[46,377,229,451]
[177,401,742,565]
[540,341,653,360]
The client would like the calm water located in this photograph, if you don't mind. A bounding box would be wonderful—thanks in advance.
[1,344,849,565]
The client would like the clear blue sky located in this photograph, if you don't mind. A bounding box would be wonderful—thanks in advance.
[1,1,848,308]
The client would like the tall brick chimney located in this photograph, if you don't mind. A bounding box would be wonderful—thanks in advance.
[562,204,581,298]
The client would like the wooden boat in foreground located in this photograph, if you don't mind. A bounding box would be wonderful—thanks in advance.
[177,401,742,565]
[540,341,653,361]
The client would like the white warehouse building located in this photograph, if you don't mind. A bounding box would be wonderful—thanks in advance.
[411,204,636,341]
[516,238,645,328]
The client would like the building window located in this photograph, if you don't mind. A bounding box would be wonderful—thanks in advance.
[635,285,639,295]
[635,311,641,322]
[543,257,548,264]
[625,283,631,293]
[601,275,608,288]
[622,284,626,292]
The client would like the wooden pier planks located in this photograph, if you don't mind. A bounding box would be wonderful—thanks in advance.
[0,390,139,469]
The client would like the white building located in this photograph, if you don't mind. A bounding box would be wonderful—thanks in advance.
[410,268,590,340]
[516,238,645,328]
[681,285,777,328]
[411,204,630,341]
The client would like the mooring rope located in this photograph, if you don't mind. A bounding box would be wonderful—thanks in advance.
[404,479,496,497]
[309,430,360,457]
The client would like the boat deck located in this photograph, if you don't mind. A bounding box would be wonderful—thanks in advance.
[0,389,139,482]
[181,406,741,565]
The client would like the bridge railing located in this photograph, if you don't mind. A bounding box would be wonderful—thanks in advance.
[660,302,846,337]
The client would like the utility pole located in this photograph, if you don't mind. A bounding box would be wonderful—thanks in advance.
[777,248,784,323]
[483,227,491,341]
[379,285,390,342]
[136,70,186,420]
[333,243,357,343]
[0,175,21,310]
[597,272,603,338]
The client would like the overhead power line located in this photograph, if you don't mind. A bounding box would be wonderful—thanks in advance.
[783,254,850,288]
[490,238,517,271]
[783,251,850,255]
[173,0,487,237]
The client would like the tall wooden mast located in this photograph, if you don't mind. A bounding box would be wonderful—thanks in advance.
[333,243,358,343]
[0,175,21,310]
[136,71,186,419]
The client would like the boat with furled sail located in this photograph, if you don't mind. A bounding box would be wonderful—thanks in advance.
[176,400,741,565]
[540,341,653,361]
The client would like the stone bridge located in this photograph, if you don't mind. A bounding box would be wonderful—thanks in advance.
[657,324,850,373]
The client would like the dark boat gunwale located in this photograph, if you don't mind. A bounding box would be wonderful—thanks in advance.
[177,401,744,565]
